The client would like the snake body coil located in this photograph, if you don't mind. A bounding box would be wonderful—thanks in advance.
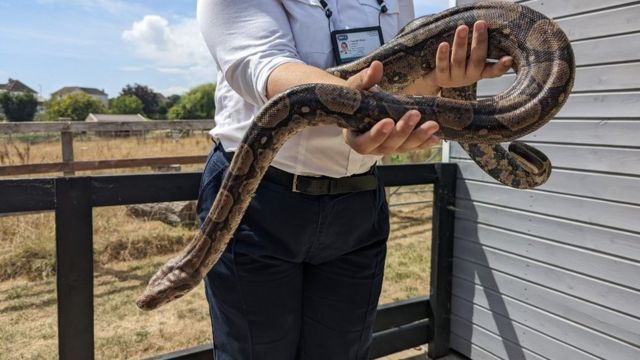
[137,1,575,310]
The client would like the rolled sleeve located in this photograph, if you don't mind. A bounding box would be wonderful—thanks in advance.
[197,0,304,106]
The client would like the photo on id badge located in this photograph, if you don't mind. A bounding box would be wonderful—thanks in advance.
[331,27,383,65]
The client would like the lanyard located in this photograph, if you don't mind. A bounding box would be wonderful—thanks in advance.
[318,0,388,16]
[318,0,388,31]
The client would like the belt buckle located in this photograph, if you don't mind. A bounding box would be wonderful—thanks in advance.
[292,174,301,193]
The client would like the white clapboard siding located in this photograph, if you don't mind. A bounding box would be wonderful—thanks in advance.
[554,4,640,41]
[478,62,640,96]
[456,181,640,232]
[453,260,640,345]
[452,295,604,360]
[449,1,640,358]
[454,199,640,261]
[456,160,640,204]
[516,0,635,19]
[450,143,640,175]
[454,239,640,318]
[451,316,548,360]
[571,33,640,65]
[487,0,640,38]
[455,219,640,289]
[450,333,502,360]
[521,120,640,147]
[451,288,640,359]
[555,92,640,118]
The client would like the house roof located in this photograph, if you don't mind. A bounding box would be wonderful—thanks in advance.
[0,78,37,94]
[85,113,147,122]
[52,86,108,97]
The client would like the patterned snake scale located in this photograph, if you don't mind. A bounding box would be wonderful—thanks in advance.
[137,1,575,310]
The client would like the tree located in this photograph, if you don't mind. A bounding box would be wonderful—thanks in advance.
[168,83,215,120]
[45,93,106,121]
[120,84,162,118]
[156,94,181,120]
[166,94,181,109]
[0,92,38,122]
[109,95,144,114]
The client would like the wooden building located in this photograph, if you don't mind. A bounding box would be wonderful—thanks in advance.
[446,0,640,359]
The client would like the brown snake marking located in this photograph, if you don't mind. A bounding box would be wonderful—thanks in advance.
[136,1,575,310]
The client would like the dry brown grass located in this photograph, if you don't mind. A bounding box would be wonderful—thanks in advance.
[0,188,432,359]
[381,185,433,303]
[0,206,196,282]
[0,132,212,176]
[0,254,212,359]
[0,134,435,359]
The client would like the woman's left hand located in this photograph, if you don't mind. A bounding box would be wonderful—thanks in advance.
[427,20,512,90]
[343,20,513,156]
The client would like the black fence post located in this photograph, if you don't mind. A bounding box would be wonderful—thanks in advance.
[428,163,457,358]
[55,177,94,360]
[0,165,443,360]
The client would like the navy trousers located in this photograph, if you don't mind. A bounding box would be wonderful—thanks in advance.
[196,144,390,360]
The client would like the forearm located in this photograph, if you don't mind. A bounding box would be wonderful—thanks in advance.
[266,62,441,99]
[266,62,347,99]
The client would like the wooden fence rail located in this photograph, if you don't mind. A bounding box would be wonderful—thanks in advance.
[0,120,214,176]
[0,164,457,360]
[0,155,209,176]
[0,120,214,134]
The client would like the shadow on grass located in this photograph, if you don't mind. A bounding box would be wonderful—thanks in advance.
[94,263,154,283]
[0,260,167,315]
[0,283,146,315]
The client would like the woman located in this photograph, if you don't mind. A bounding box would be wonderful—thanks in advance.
[196,0,511,359]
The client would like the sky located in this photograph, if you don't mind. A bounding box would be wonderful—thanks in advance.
[0,0,450,99]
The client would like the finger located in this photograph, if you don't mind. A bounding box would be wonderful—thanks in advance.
[467,21,488,78]
[480,56,513,79]
[362,60,384,89]
[346,61,384,90]
[397,120,440,152]
[345,68,367,90]
[417,136,442,150]
[450,25,469,78]
[435,42,450,82]
[344,118,394,155]
[371,111,421,154]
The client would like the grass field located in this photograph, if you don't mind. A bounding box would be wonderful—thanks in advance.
[0,133,436,359]
[0,131,212,176]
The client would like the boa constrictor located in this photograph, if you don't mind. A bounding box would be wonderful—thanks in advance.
[137,1,575,310]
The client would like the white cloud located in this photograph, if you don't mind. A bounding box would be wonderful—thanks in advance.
[122,15,215,80]
[157,67,191,75]
[158,85,190,96]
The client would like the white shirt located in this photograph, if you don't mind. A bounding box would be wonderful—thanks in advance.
[197,0,415,177]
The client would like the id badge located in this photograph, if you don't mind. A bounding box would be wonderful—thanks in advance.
[331,26,384,65]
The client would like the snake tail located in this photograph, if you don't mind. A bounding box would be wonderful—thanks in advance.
[441,85,552,189]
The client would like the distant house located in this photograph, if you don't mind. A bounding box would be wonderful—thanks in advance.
[0,78,37,95]
[0,79,44,119]
[85,113,147,137]
[85,113,147,123]
[52,86,109,107]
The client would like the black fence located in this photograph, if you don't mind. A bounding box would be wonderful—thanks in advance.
[0,163,456,359]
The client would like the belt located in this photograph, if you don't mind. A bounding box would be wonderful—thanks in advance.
[219,146,378,196]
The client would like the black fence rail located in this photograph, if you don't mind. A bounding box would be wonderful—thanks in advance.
[0,163,457,359]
